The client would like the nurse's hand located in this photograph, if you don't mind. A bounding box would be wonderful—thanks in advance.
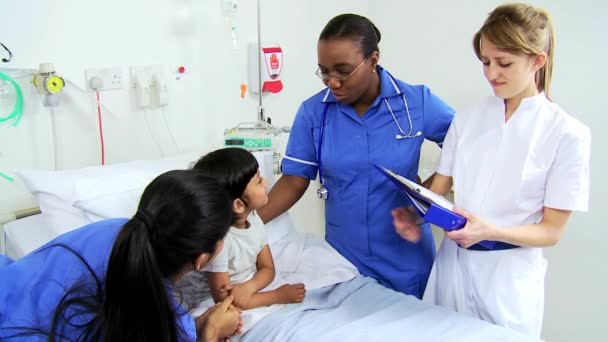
[196,295,243,342]
[445,208,496,248]
[392,207,422,243]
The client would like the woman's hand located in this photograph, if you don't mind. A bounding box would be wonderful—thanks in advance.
[197,296,242,342]
[224,282,256,310]
[391,207,423,243]
[445,208,496,248]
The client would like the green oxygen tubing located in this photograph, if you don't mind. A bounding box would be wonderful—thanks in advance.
[0,72,23,181]
[0,172,13,181]
[0,72,24,127]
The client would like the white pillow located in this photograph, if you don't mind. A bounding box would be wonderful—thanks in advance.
[74,188,142,220]
[17,153,199,224]
[17,150,294,243]
[17,164,131,214]
[72,171,154,220]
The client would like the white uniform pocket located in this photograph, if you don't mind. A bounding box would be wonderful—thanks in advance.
[519,153,551,212]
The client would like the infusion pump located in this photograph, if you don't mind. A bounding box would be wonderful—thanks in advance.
[223,121,289,174]
[223,122,276,150]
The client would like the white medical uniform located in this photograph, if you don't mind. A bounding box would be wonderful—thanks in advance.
[423,93,590,337]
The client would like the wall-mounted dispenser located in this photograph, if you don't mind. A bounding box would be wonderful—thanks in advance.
[248,44,283,94]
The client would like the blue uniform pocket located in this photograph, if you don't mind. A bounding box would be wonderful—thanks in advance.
[324,184,343,227]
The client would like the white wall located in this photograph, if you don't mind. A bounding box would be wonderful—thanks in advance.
[0,0,367,222]
[369,1,607,341]
[2,0,605,340]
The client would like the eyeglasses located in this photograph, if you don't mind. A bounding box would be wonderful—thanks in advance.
[315,58,367,83]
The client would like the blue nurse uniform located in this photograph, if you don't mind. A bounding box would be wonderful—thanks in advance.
[282,66,454,298]
[0,219,196,341]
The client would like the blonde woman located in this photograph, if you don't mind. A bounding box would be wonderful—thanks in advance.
[393,3,590,337]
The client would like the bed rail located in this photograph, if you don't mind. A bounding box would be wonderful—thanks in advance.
[0,207,41,224]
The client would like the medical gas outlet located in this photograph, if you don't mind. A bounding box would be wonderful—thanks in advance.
[33,63,64,107]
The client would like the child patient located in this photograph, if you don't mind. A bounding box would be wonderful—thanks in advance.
[178,148,306,310]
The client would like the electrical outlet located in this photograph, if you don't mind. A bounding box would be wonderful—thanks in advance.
[84,67,123,91]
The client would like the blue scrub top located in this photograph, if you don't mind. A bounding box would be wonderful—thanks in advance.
[0,219,196,341]
[282,66,454,298]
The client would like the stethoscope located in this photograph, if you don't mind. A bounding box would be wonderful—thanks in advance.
[317,75,422,200]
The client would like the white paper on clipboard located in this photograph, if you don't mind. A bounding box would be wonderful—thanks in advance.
[381,167,455,211]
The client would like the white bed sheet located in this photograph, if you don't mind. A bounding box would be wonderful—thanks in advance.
[190,227,537,341]
[242,275,539,342]
[3,211,91,259]
[188,229,360,335]
[4,214,55,260]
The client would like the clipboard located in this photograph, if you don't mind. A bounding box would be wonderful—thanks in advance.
[375,164,495,249]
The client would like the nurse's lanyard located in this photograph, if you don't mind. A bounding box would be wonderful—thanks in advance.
[316,77,421,200]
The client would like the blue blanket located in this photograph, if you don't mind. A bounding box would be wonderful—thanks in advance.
[242,276,539,341]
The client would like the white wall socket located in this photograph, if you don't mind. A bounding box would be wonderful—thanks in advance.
[84,66,123,91]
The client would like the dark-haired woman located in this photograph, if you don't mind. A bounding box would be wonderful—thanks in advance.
[258,14,454,298]
[0,170,241,341]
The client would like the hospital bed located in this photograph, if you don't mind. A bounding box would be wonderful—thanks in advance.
[2,152,539,341]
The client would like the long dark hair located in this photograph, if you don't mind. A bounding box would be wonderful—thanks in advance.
[319,13,382,58]
[193,148,259,203]
[48,170,233,341]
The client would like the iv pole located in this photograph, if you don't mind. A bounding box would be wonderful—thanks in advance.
[253,0,288,134]
[256,0,266,124]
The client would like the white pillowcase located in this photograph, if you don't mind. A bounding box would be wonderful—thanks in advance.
[72,171,157,220]
[17,150,294,243]
[17,165,129,214]
[17,153,199,228]
[73,186,144,221]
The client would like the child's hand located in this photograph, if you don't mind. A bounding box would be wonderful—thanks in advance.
[275,283,306,304]
[226,283,256,309]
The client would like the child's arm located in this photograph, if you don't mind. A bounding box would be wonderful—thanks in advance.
[228,245,275,309]
[205,239,231,304]
[224,245,306,310]
[250,244,276,290]
[230,245,306,310]
[207,271,231,303]
[243,283,306,310]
